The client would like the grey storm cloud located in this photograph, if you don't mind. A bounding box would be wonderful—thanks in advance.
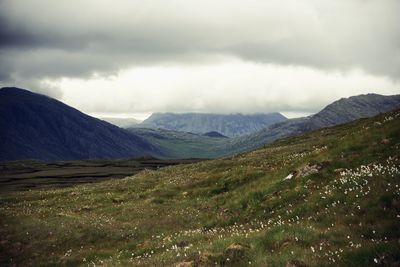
[0,0,399,99]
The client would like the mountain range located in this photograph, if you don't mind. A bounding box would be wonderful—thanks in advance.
[138,112,288,137]
[129,93,400,158]
[1,87,400,161]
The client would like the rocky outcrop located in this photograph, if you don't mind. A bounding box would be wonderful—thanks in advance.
[284,161,330,180]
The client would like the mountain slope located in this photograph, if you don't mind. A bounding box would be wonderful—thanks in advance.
[312,93,400,126]
[139,112,287,137]
[1,108,399,266]
[0,87,162,161]
[229,93,400,154]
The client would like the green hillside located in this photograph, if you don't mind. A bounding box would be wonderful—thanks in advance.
[127,128,231,159]
[1,109,399,266]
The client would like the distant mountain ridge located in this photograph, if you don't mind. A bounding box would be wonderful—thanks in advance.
[312,93,400,126]
[2,88,399,161]
[129,93,400,159]
[229,93,400,154]
[0,87,162,161]
[139,112,288,137]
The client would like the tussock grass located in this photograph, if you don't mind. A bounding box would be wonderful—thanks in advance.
[1,110,400,266]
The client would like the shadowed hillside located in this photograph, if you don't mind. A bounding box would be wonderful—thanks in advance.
[0,87,163,161]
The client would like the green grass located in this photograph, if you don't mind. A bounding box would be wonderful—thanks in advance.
[127,128,232,159]
[1,110,400,266]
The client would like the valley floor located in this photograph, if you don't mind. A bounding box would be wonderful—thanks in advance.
[1,110,400,266]
[0,158,200,193]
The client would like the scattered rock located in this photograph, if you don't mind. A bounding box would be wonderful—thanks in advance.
[182,191,189,197]
[294,161,330,178]
[286,260,309,267]
[300,165,319,177]
[175,260,194,267]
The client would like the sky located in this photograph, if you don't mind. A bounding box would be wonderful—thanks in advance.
[0,0,399,120]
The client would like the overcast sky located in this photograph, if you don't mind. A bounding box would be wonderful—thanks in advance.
[1,0,399,119]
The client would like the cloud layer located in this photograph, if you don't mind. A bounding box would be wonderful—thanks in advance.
[0,0,399,115]
[59,61,399,116]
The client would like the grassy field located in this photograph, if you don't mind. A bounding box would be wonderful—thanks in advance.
[1,109,399,266]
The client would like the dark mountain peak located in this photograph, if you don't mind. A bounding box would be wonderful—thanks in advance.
[0,87,162,161]
[1,87,52,100]
[1,86,29,93]
[1,87,45,101]
[203,131,228,138]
